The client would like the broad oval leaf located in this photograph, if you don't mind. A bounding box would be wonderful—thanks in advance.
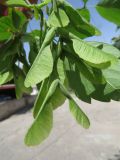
[89,41,120,58]
[72,39,117,69]
[25,45,54,87]
[25,103,53,146]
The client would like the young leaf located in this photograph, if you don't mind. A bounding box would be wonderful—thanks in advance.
[25,45,54,87]
[69,99,90,129]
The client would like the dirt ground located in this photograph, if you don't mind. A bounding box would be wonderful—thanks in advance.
[0,99,120,160]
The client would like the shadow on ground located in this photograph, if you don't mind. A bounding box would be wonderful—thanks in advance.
[15,104,33,115]
[108,151,120,160]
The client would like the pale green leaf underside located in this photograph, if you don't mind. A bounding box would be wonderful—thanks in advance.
[25,103,53,146]
[72,39,117,68]
[25,45,53,87]
[69,99,90,129]
[89,41,120,58]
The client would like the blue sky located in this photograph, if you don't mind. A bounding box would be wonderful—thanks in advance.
[68,0,120,43]
[25,0,120,54]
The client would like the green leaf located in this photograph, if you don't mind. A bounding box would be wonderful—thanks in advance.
[25,103,53,146]
[0,16,14,41]
[72,39,117,69]
[40,27,56,51]
[25,79,60,146]
[14,66,32,99]
[103,61,120,90]
[33,79,59,117]
[55,80,90,128]
[0,56,13,73]
[64,57,92,103]
[69,99,90,129]
[83,0,88,4]
[48,8,70,27]
[0,71,13,85]
[96,0,120,25]
[89,41,120,58]
[57,58,65,84]
[104,83,115,95]
[33,79,50,118]
[77,8,90,22]
[25,45,54,87]
[7,0,28,7]
[29,41,39,64]
[91,84,111,102]
[80,72,95,95]
[58,25,89,39]
[37,0,51,9]
[12,9,27,29]
[50,86,66,110]
[62,1,101,37]
[33,6,39,20]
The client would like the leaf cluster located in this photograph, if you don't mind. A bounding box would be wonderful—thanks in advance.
[0,0,120,146]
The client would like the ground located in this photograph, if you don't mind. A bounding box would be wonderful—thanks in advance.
[0,99,120,160]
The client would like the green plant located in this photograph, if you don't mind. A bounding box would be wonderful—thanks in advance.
[0,0,120,146]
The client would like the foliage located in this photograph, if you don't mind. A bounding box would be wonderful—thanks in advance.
[0,0,120,146]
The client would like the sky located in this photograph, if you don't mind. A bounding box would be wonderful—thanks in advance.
[25,0,120,54]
